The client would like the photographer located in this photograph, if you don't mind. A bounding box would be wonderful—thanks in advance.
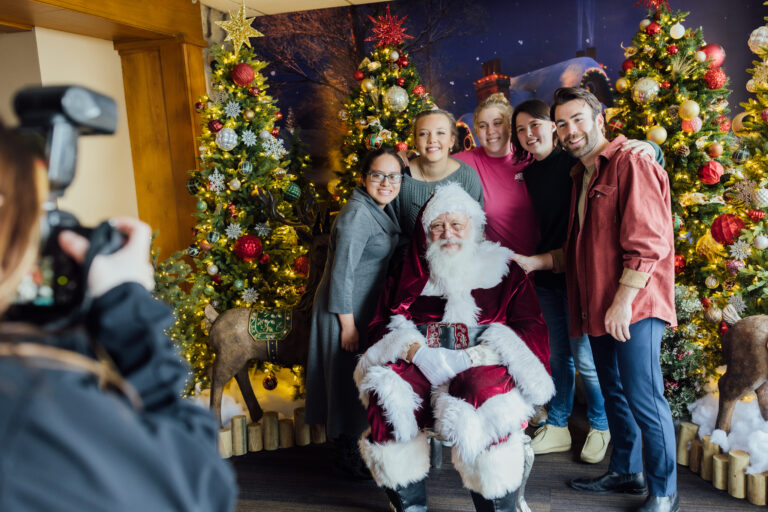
[0,122,237,510]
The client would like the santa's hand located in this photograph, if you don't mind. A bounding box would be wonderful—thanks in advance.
[58,217,155,298]
[411,346,471,386]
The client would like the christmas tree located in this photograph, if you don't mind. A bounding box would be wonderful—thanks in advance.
[610,1,736,418]
[159,4,314,390]
[334,5,435,201]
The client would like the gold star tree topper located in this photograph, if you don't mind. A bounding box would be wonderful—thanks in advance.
[215,2,264,54]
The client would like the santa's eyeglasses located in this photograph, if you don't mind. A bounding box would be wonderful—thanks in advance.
[428,221,467,236]
[365,171,403,184]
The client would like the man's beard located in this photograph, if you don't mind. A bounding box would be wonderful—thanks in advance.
[425,237,478,294]
[562,122,599,159]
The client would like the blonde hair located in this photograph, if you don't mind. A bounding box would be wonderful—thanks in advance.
[473,93,513,136]
[0,122,41,313]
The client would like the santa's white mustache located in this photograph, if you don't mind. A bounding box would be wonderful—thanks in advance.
[437,237,463,248]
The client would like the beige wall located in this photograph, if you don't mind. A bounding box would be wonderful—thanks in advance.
[0,27,138,226]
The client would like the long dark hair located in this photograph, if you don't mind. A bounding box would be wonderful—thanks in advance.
[510,99,552,158]
[360,147,406,178]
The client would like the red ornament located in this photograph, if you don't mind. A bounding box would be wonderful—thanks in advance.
[195,101,205,111]
[397,56,410,68]
[681,117,702,133]
[674,254,686,274]
[622,59,636,72]
[608,118,624,132]
[667,44,679,55]
[719,322,729,336]
[660,81,671,89]
[364,5,414,47]
[634,1,669,11]
[395,141,408,153]
[717,115,731,132]
[761,109,768,123]
[748,209,766,222]
[699,160,724,185]
[212,274,222,284]
[353,69,365,81]
[700,43,726,68]
[271,127,280,137]
[711,214,746,245]
[227,203,237,218]
[703,67,727,90]
[706,142,723,158]
[700,297,712,308]
[231,63,255,87]
[646,22,661,36]
[396,77,405,86]
[262,375,278,390]
[234,234,263,262]
[292,256,309,277]
[274,111,283,121]
[248,87,260,96]
[208,119,223,133]
[412,84,426,96]
[259,253,270,264]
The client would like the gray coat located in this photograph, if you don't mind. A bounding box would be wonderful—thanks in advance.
[305,187,400,438]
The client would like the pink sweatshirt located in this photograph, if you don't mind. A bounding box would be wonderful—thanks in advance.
[454,146,539,255]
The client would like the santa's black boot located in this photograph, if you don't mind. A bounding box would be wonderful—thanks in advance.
[469,490,517,512]
[384,479,428,512]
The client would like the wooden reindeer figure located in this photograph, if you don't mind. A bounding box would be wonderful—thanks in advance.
[715,315,768,433]
[207,188,331,425]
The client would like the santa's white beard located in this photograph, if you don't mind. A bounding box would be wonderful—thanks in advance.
[425,238,478,297]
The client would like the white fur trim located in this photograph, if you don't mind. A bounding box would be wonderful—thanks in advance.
[354,315,424,390]
[478,323,555,405]
[421,182,486,238]
[465,344,502,366]
[359,430,430,489]
[357,366,421,441]
[453,434,525,498]
[432,385,532,463]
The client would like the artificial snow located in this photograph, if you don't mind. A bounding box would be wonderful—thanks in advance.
[688,393,768,474]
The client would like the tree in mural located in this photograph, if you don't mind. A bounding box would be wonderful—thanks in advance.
[157,4,314,392]
[610,1,736,418]
[334,5,436,201]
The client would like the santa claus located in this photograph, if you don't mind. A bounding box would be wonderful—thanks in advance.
[354,182,553,512]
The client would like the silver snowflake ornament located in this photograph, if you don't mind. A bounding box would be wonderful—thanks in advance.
[208,170,225,193]
[728,294,747,315]
[224,101,242,118]
[262,135,288,160]
[225,222,243,239]
[241,129,257,147]
[729,240,751,260]
[241,287,259,304]
[254,222,271,237]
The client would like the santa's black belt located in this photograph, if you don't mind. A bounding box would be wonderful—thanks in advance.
[417,323,487,350]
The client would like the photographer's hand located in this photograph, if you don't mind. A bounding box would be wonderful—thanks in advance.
[58,217,155,298]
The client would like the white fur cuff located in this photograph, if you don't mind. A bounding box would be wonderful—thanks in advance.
[478,323,555,405]
[359,430,430,489]
[354,315,424,389]
[357,365,421,441]
[432,386,532,463]
[453,435,524,498]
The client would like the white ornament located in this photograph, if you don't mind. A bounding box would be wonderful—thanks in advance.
[670,23,685,40]
[215,128,238,151]
[241,129,257,147]
[208,170,225,193]
[728,295,747,315]
[747,79,756,93]
[206,264,219,275]
[694,50,707,63]
[704,305,722,323]
[722,303,741,325]
[224,101,242,118]
[383,85,409,112]
[241,287,259,304]
[261,135,288,160]
[639,19,651,30]
[749,26,768,54]
[755,235,768,250]
[225,222,243,239]
[632,77,660,104]
[729,240,751,260]
[229,178,241,191]
[754,188,768,208]
[388,50,400,62]
[259,129,271,140]
[254,222,271,237]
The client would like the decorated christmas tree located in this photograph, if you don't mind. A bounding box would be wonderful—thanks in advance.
[610,1,736,418]
[159,4,314,391]
[334,5,435,201]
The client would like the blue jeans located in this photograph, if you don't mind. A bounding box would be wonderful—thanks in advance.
[590,318,677,497]
[535,286,608,431]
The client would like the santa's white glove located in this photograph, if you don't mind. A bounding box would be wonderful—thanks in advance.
[411,346,472,387]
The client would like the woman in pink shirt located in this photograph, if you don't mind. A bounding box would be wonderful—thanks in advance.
[453,93,539,256]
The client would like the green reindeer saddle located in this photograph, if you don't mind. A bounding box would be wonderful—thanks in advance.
[248,308,292,362]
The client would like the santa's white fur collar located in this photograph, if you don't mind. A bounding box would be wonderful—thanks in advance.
[421,240,513,325]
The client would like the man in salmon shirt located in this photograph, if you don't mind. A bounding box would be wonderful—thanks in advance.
[552,87,677,512]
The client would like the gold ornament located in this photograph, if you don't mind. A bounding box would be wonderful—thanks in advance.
[361,78,376,92]
[327,178,341,195]
[367,61,381,71]
[243,109,255,121]
[679,100,700,121]
[647,125,667,144]
[723,278,736,291]
[632,77,660,104]
[273,225,298,245]
[696,232,726,262]
[705,275,719,289]
[214,2,264,54]
[615,77,629,93]
[622,44,638,58]
[705,305,722,323]
[273,167,287,178]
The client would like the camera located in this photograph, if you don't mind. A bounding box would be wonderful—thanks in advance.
[3,86,124,328]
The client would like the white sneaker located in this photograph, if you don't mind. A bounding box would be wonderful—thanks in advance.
[530,424,571,454]
[580,428,611,464]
